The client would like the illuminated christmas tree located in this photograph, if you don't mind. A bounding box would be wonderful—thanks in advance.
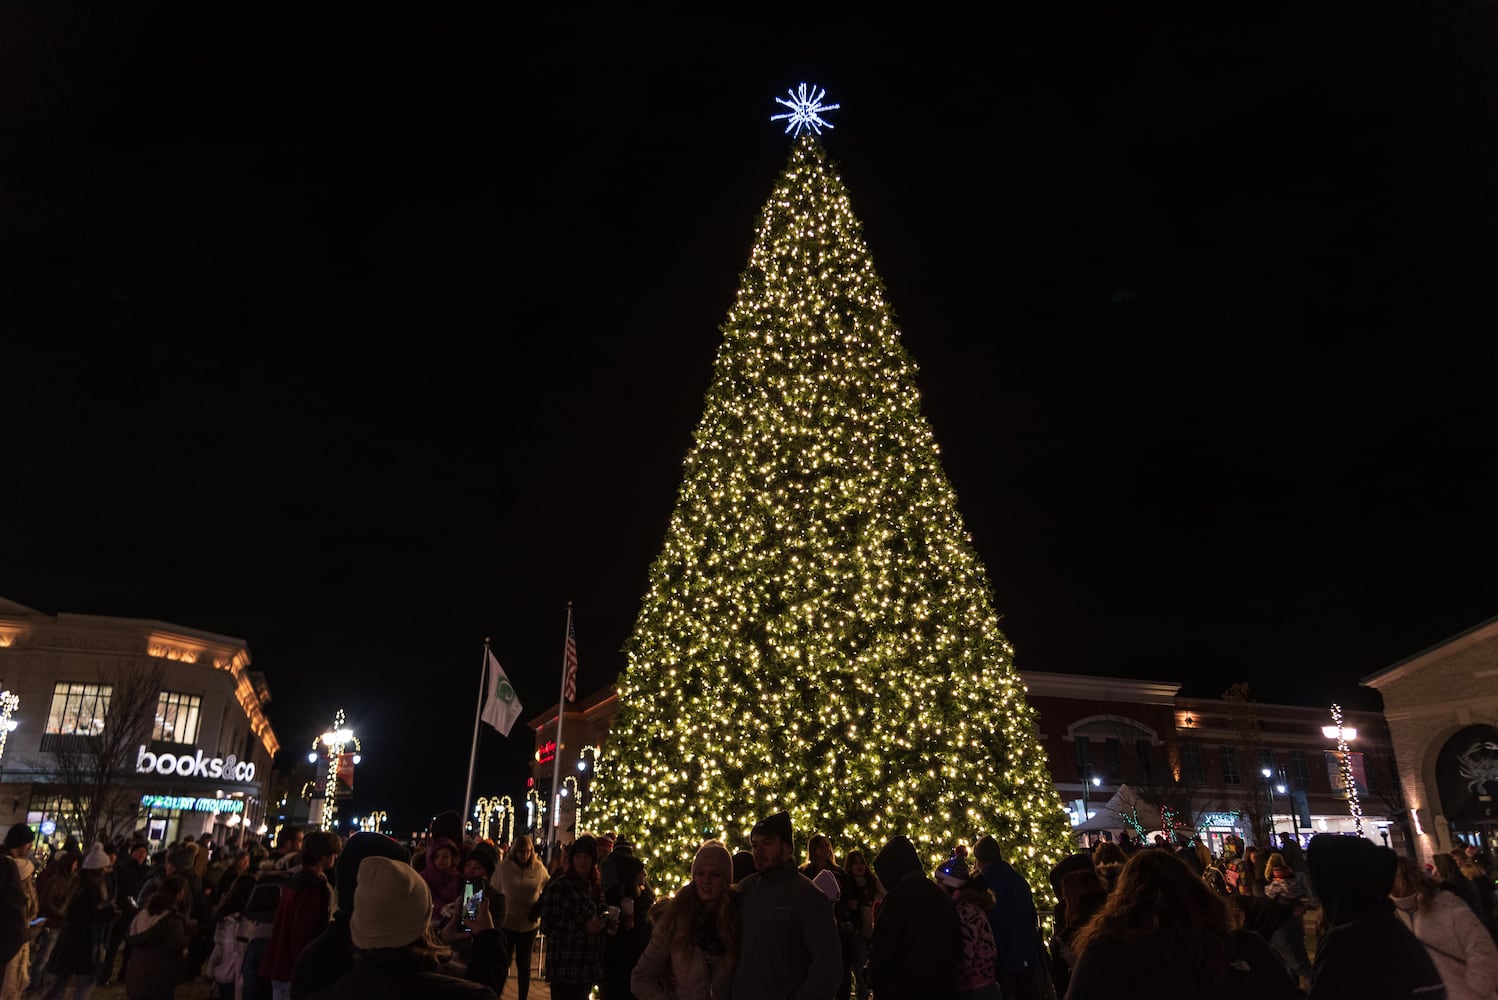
[594,125,1071,896]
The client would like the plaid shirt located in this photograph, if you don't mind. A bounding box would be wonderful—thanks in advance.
[539,873,604,985]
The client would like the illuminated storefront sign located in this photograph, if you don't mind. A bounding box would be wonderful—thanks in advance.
[140,795,245,814]
[135,746,256,781]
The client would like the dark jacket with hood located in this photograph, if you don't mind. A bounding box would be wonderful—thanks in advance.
[868,836,962,1000]
[305,947,497,1000]
[972,855,1042,975]
[125,906,191,999]
[1306,833,1447,1000]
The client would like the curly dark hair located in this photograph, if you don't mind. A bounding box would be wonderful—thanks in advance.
[1071,849,1238,975]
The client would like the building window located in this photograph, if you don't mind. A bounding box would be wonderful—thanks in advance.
[154,693,202,744]
[1134,741,1154,783]
[1257,748,1275,779]
[1289,749,1311,790]
[1075,736,1091,781]
[1219,746,1241,785]
[1106,739,1124,781]
[1181,743,1207,785]
[45,683,112,735]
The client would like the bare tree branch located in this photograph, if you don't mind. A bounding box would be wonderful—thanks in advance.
[45,661,165,843]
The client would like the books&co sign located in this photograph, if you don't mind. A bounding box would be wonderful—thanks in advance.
[135,745,256,781]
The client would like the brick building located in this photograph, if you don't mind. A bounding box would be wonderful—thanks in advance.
[1024,671,1399,854]
[1362,614,1498,860]
[524,670,1398,857]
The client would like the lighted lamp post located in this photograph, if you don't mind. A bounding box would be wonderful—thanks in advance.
[308,709,362,832]
[1325,706,1364,837]
[0,691,18,768]
[526,789,543,837]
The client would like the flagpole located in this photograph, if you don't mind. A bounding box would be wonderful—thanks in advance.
[463,639,489,837]
[547,604,571,863]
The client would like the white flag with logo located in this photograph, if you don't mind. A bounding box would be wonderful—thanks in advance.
[481,649,523,736]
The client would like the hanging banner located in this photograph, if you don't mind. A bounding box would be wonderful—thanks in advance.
[1293,789,1313,829]
[335,752,355,800]
[1324,750,1368,799]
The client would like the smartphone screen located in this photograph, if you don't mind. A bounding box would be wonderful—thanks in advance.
[462,878,484,919]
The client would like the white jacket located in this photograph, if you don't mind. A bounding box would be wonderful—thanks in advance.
[1395,888,1498,1000]
[494,857,549,933]
[207,914,244,987]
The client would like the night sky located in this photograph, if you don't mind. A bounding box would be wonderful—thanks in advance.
[4,7,1498,837]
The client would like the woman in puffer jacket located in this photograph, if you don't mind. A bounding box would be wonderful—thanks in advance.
[1391,856,1498,1000]
[630,841,737,1000]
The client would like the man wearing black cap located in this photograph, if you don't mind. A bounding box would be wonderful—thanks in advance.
[730,810,841,1000]
[970,834,1043,1000]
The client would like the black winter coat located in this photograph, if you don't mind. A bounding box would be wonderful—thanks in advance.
[292,915,509,1000]
[869,837,962,1000]
[125,910,191,1000]
[306,947,497,1000]
[48,884,117,975]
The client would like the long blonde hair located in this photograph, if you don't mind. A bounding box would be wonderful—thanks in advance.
[652,880,739,973]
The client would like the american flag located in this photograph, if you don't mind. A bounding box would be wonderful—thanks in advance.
[563,612,578,703]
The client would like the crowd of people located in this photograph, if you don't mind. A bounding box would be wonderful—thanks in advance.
[0,810,1491,1000]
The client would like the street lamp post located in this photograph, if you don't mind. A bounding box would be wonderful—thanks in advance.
[1325,705,1364,837]
[1261,767,1278,839]
[1276,765,1298,844]
[309,709,361,832]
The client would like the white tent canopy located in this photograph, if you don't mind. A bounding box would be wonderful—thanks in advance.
[1074,784,1154,832]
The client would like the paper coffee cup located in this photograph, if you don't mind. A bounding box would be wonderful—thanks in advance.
[620,898,634,916]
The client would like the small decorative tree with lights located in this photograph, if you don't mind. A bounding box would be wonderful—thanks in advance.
[592,88,1072,895]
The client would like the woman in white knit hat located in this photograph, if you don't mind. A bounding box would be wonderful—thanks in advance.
[306,856,494,1000]
[630,840,738,1000]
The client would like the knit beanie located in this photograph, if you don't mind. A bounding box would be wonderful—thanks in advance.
[81,843,110,871]
[973,835,1002,866]
[468,841,499,880]
[3,824,33,851]
[334,832,412,914]
[350,856,433,950]
[168,844,198,871]
[750,811,793,847]
[692,840,732,884]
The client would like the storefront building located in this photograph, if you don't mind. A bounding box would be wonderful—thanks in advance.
[521,686,619,852]
[525,670,1397,855]
[1362,613,1498,860]
[1023,671,1399,854]
[0,597,279,849]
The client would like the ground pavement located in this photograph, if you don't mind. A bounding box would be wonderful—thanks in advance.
[82,955,556,1000]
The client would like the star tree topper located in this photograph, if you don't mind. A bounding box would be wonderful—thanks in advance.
[771,82,840,136]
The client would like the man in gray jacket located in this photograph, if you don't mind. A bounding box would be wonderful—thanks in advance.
[730,810,842,1000]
